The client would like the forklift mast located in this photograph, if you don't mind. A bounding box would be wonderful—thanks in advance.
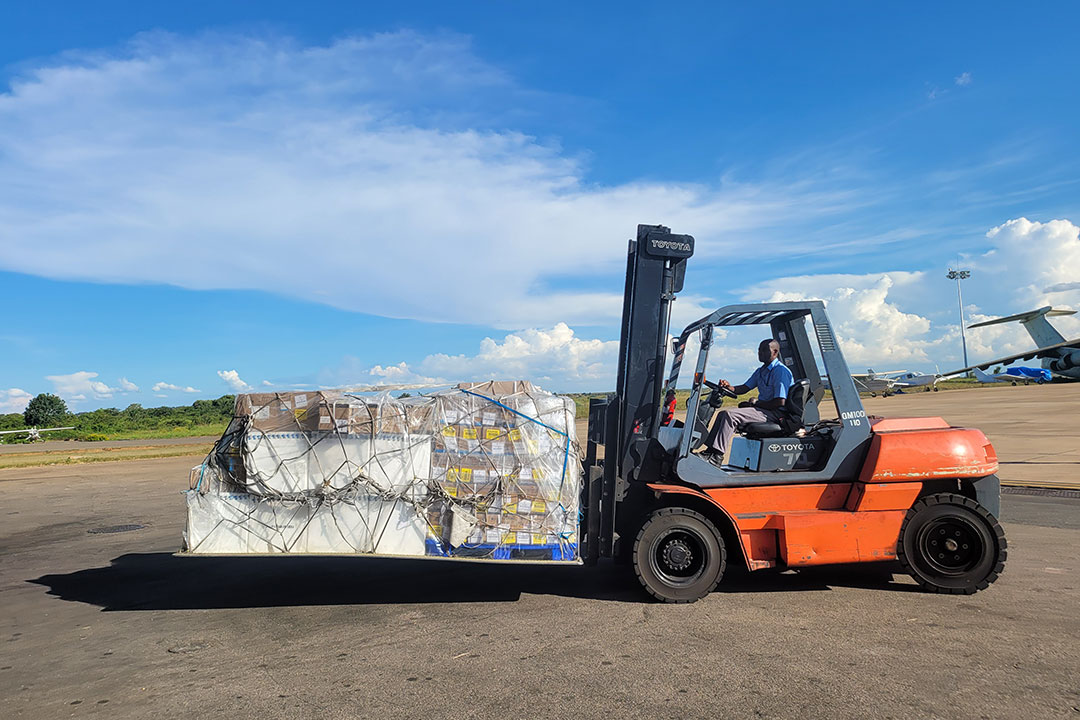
[583,225,694,563]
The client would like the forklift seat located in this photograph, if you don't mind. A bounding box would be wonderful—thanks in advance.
[742,379,810,438]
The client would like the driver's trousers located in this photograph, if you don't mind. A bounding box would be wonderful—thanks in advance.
[706,407,781,455]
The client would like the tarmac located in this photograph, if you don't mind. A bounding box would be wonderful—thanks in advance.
[1,383,1078,719]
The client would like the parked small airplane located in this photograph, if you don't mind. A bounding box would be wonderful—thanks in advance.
[0,426,74,442]
[849,369,942,396]
[889,370,944,391]
[972,367,1052,384]
[945,306,1080,380]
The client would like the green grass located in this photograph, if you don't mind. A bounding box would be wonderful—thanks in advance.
[96,423,229,440]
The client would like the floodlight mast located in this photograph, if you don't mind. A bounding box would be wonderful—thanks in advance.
[947,268,971,374]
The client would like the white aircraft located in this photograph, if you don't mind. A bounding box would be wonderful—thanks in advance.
[849,369,942,396]
[889,370,944,391]
[0,426,75,442]
[945,306,1080,380]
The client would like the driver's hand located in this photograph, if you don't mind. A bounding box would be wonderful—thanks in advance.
[719,379,732,390]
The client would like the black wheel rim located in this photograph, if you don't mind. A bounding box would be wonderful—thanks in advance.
[915,516,985,576]
[650,527,708,587]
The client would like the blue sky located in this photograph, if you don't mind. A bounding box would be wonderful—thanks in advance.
[2,2,1079,411]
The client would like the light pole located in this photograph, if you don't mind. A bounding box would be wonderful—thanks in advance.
[947,268,971,374]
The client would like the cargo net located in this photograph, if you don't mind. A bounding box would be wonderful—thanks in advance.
[184,381,582,562]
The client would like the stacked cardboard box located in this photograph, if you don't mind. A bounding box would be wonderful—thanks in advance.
[424,381,578,560]
[184,381,580,562]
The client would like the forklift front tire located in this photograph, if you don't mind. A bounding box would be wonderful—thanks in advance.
[633,507,726,603]
[897,493,1006,594]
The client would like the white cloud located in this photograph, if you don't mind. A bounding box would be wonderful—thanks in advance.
[217,370,252,392]
[358,323,619,392]
[346,217,1080,389]
[1046,281,1080,293]
[730,217,1080,373]
[152,381,200,393]
[976,218,1080,311]
[741,272,949,369]
[367,362,443,385]
[955,72,972,87]
[45,371,118,400]
[1,388,33,414]
[0,31,855,329]
[419,323,618,388]
[118,377,140,392]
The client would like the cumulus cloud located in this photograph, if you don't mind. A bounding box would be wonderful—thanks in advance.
[217,370,252,392]
[152,381,200,393]
[422,323,618,385]
[1,388,33,414]
[367,362,443,385]
[45,371,119,400]
[741,272,951,369]
[356,323,619,392]
[348,216,1080,389]
[727,217,1080,373]
[1045,281,1080,294]
[977,218,1080,308]
[117,377,140,392]
[0,31,854,329]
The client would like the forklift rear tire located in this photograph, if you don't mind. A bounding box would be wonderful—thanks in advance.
[633,507,726,603]
[897,493,1006,594]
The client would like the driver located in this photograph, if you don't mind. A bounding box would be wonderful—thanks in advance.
[704,338,794,463]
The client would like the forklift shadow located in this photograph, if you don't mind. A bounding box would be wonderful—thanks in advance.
[30,554,916,611]
[29,553,643,610]
[714,562,919,594]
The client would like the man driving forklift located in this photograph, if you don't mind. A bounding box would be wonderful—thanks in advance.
[704,338,794,464]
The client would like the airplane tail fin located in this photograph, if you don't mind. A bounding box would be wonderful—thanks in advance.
[972,368,998,383]
[968,306,1073,349]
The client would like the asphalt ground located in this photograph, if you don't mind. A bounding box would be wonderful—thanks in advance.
[2,455,1079,720]
[2,383,1078,719]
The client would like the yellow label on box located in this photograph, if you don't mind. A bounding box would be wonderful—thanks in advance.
[531,468,545,480]
[485,428,501,440]
[504,532,517,545]
[531,500,546,514]
[532,534,546,545]
[447,468,473,483]
[294,408,309,420]
[462,427,478,440]
[509,429,521,441]
[445,485,458,498]
[441,426,456,437]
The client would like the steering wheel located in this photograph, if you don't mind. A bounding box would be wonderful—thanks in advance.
[702,378,738,399]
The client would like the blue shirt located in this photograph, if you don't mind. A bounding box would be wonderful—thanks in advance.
[744,359,794,403]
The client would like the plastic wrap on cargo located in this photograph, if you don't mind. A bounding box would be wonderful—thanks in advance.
[184,381,581,562]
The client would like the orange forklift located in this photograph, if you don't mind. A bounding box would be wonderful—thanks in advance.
[581,225,1006,602]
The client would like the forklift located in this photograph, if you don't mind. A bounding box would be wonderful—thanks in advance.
[581,225,1006,602]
